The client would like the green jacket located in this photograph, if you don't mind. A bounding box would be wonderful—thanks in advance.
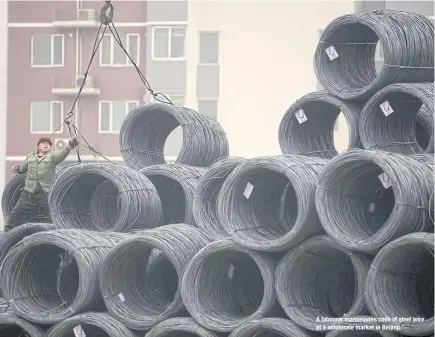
[17,145,72,193]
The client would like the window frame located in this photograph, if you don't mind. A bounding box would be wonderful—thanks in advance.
[197,98,218,118]
[199,31,219,65]
[99,33,141,67]
[30,101,64,134]
[31,34,65,68]
[98,100,140,134]
[151,26,186,61]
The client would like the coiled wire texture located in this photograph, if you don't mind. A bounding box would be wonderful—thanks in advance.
[314,10,434,100]
[365,233,434,337]
[181,240,277,333]
[193,156,246,239]
[99,224,210,330]
[217,155,327,252]
[45,312,139,337]
[140,164,205,226]
[0,313,44,337]
[229,317,316,337]
[315,149,433,253]
[48,163,163,232]
[0,229,125,324]
[275,235,370,331]
[278,90,362,159]
[359,82,434,154]
[145,317,220,337]
[325,316,399,337]
[119,103,229,169]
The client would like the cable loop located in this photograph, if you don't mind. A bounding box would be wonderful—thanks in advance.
[100,0,114,25]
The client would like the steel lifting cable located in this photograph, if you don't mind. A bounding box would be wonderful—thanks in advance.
[229,318,317,337]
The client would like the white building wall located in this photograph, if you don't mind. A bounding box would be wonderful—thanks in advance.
[0,0,7,231]
[185,0,356,157]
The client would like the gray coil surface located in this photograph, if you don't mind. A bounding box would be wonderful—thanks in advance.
[0,313,44,337]
[145,317,220,337]
[45,312,138,337]
[140,164,205,226]
[359,82,434,154]
[99,224,210,330]
[325,316,399,337]
[365,233,434,336]
[229,317,316,337]
[181,240,276,332]
[89,180,120,230]
[119,103,229,169]
[314,10,434,100]
[217,155,327,252]
[193,156,246,239]
[48,163,163,232]
[0,229,124,324]
[275,235,370,331]
[278,90,362,158]
[315,149,433,253]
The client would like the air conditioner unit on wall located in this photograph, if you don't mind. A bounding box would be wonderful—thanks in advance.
[54,138,71,151]
[76,75,95,88]
[77,9,96,21]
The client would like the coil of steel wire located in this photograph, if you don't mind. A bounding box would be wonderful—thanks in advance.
[193,156,246,239]
[365,233,434,337]
[99,224,210,330]
[0,229,125,324]
[275,235,370,332]
[359,83,434,154]
[140,164,205,226]
[48,163,163,232]
[314,10,434,100]
[45,312,138,337]
[217,155,327,252]
[119,103,229,169]
[325,316,400,337]
[145,317,220,337]
[278,90,363,159]
[229,317,316,337]
[315,149,433,253]
[89,180,120,230]
[0,314,44,337]
[181,240,276,333]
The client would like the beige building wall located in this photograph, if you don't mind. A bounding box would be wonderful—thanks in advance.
[0,0,7,230]
[185,0,357,157]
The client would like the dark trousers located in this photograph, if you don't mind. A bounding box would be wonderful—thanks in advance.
[5,184,52,231]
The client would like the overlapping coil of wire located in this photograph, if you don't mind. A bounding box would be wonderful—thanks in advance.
[145,317,220,337]
[0,313,45,337]
[119,103,229,169]
[229,317,316,337]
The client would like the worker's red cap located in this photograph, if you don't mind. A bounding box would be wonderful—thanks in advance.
[37,137,52,146]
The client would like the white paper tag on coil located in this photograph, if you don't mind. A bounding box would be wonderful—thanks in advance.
[378,172,392,189]
[118,293,126,302]
[325,45,339,60]
[243,182,254,199]
[295,109,308,124]
[228,263,235,279]
[380,101,394,116]
[369,203,375,213]
[73,325,86,337]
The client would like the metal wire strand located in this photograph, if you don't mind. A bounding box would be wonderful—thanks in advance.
[140,164,206,226]
[193,156,246,239]
[99,224,210,331]
[315,149,433,253]
[278,90,363,159]
[229,317,316,337]
[325,316,400,337]
[0,313,45,337]
[119,103,229,169]
[359,82,434,154]
[314,10,434,100]
[275,235,371,332]
[181,239,277,333]
[365,233,434,337]
[0,229,125,324]
[45,312,139,337]
[145,317,221,337]
[217,155,327,252]
[48,163,163,232]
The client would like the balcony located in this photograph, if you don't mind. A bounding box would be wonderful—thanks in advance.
[53,8,100,28]
[52,75,101,96]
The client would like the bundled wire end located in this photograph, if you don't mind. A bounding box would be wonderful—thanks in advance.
[45,312,139,337]
[0,229,125,324]
[325,316,400,336]
[119,103,229,169]
[229,317,316,337]
[48,163,163,232]
[365,233,434,337]
[181,239,277,332]
[359,82,434,154]
[99,224,210,331]
[278,90,362,159]
[193,156,246,239]
[315,149,434,253]
[314,10,434,100]
[140,164,206,226]
[0,313,45,337]
[275,235,370,332]
[217,155,327,252]
[145,317,220,337]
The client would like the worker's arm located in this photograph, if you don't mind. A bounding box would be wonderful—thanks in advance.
[12,158,28,174]
[52,138,79,165]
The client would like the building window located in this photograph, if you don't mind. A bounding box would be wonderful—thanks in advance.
[100,34,140,66]
[199,32,219,64]
[30,101,63,134]
[152,27,185,60]
[31,35,64,67]
[99,101,139,133]
[198,100,218,119]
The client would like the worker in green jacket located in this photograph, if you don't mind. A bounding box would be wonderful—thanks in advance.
[4,136,79,232]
